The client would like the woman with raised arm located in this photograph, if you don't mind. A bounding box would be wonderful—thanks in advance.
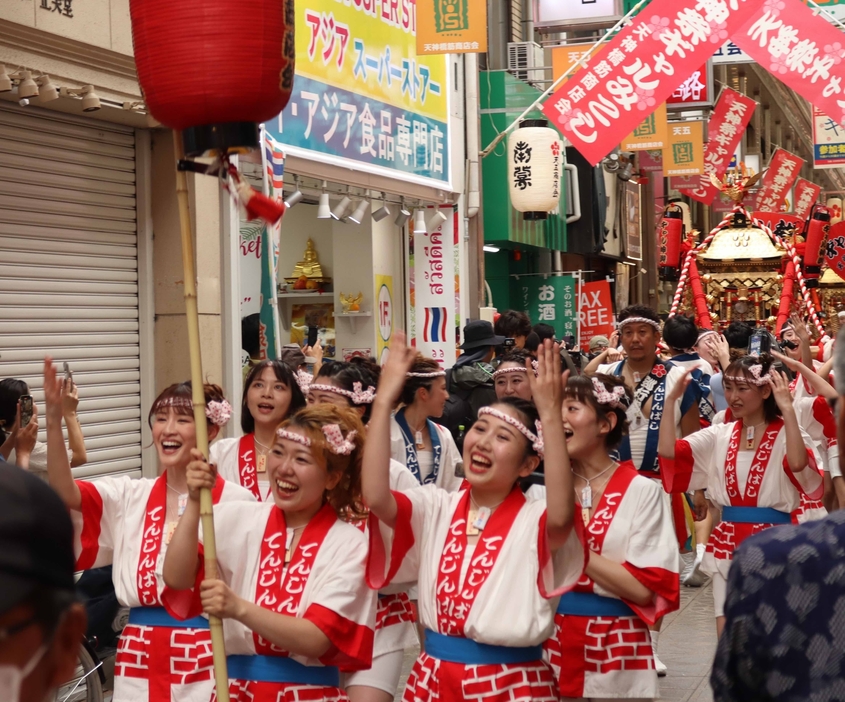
[390,354,463,492]
[544,374,679,701]
[657,354,823,636]
[210,359,306,500]
[363,333,585,701]
[42,358,255,702]
[164,404,376,702]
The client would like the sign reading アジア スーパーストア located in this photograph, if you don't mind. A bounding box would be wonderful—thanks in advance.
[265,0,450,188]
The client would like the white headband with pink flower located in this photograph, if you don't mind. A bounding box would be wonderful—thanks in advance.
[477,406,544,457]
[591,377,629,409]
[725,364,773,387]
[153,396,232,427]
[276,424,358,455]
[308,381,376,404]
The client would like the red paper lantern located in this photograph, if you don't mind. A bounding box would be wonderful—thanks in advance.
[130,0,294,155]
[658,204,684,281]
[803,205,831,288]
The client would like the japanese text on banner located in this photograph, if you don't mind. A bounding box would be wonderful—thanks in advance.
[541,0,760,165]
[754,148,804,214]
[793,178,821,219]
[812,106,845,169]
[664,120,704,176]
[579,280,615,352]
[267,0,449,186]
[511,276,578,342]
[733,3,845,134]
[678,87,756,205]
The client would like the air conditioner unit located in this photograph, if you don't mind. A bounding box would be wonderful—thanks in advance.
[507,42,545,85]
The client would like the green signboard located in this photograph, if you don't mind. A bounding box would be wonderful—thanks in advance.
[511,275,577,342]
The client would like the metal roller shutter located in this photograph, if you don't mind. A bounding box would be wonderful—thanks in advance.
[0,103,142,479]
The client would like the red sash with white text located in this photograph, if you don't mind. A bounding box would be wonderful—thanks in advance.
[724,419,783,507]
[253,503,337,655]
[576,462,638,592]
[238,434,261,499]
[137,472,225,607]
[435,487,525,636]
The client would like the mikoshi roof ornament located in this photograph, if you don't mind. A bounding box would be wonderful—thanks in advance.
[128,0,295,695]
[667,167,828,344]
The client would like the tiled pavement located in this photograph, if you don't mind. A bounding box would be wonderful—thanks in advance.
[395,582,717,701]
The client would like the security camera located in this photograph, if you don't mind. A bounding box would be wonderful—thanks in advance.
[18,98,29,107]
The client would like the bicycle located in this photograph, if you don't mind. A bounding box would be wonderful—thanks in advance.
[54,637,104,702]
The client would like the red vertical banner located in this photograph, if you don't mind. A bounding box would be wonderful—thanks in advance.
[754,149,804,213]
[540,0,761,166]
[677,88,756,205]
[733,4,845,129]
[579,280,615,351]
[793,178,822,219]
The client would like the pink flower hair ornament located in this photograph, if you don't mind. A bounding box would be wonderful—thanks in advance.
[308,382,377,405]
[205,399,233,427]
[275,425,358,456]
[294,369,313,395]
[724,364,773,387]
[591,377,629,409]
[477,407,544,457]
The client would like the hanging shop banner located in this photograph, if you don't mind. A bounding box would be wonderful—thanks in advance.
[541,0,760,166]
[416,0,487,55]
[639,149,663,173]
[794,178,822,219]
[578,280,615,352]
[511,275,578,343]
[733,3,845,136]
[666,62,713,109]
[678,88,756,205]
[408,207,458,367]
[663,120,705,177]
[812,106,845,169]
[265,0,450,188]
[712,40,754,64]
[625,180,643,261]
[754,149,804,214]
[375,275,394,364]
[622,102,668,151]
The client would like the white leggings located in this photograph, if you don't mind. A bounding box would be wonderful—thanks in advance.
[343,649,405,694]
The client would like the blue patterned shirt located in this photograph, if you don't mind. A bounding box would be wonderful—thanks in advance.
[712,511,845,701]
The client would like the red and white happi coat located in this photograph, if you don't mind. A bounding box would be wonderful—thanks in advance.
[211,435,268,501]
[544,463,680,700]
[208,501,376,702]
[71,473,255,702]
[368,484,587,702]
[794,396,837,523]
[661,420,823,582]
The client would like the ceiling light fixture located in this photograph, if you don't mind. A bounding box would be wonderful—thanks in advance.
[0,65,12,93]
[316,181,331,219]
[426,209,448,233]
[348,199,369,224]
[483,245,500,253]
[16,70,38,99]
[331,193,352,221]
[60,85,101,111]
[284,176,303,209]
[413,207,427,234]
[394,198,411,227]
[372,192,391,222]
[36,74,58,102]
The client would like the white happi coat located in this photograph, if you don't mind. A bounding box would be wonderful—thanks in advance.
[72,473,255,702]
[389,416,465,492]
[210,434,268,500]
[597,361,690,472]
[545,463,680,700]
[369,485,586,646]
[210,502,376,666]
[663,420,823,582]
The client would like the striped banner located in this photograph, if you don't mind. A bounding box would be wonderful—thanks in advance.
[423,307,448,343]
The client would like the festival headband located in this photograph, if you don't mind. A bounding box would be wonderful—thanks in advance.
[153,396,233,427]
[308,381,376,404]
[492,360,539,379]
[724,364,773,387]
[591,377,629,409]
[696,329,717,345]
[276,424,358,455]
[406,370,447,378]
[294,369,313,395]
[477,406,544,457]
[618,316,661,331]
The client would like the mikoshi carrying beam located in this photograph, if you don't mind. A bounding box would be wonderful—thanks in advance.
[127,0,297,694]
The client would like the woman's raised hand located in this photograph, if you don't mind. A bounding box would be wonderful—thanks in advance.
[768,370,794,412]
[43,358,64,422]
[376,332,417,405]
[528,339,568,417]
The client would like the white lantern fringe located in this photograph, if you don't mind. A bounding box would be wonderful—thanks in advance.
[508,118,562,221]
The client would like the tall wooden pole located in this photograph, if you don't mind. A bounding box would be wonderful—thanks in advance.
[172,130,230,702]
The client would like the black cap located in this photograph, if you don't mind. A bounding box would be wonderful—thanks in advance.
[0,464,76,615]
[459,320,506,350]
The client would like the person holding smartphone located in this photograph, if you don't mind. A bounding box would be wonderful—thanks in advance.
[0,372,87,474]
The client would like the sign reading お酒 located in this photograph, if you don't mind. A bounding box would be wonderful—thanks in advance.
[512,275,577,343]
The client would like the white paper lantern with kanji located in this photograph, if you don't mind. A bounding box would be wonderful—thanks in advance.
[826,196,843,225]
[508,119,562,220]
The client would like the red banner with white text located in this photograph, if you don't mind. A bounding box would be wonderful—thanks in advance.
[754,148,804,214]
[733,4,845,129]
[540,0,761,165]
[794,178,822,220]
[678,88,756,205]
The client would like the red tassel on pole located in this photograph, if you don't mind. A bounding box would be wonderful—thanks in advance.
[775,261,797,334]
[687,259,713,330]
